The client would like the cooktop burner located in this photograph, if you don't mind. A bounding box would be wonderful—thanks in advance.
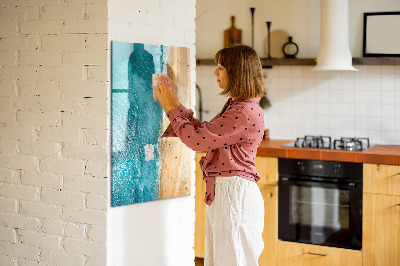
[283,136,373,151]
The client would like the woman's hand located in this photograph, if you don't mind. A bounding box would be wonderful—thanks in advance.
[153,76,175,113]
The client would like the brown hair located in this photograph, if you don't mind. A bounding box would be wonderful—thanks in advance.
[214,44,266,99]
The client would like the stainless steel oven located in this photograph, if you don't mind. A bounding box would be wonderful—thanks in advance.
[278,158,363,250]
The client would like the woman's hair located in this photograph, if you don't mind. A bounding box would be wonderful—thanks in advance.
[214,44,266,99]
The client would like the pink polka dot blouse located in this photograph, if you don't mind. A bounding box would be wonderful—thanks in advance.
[162,97,265,205]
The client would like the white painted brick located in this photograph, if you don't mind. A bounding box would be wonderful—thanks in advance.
[18,259,41,266]
[85,129,107,145]
[0,51,17,65]
[41,188,85,208]
[0,183,39,201]
[9,96,40,112]
[86,255,106,266]
[41,219,63,236]
[63,144,107,161]
[85,34,108,52]
[41,4,84,20]
[16,111,61,127]
[40,158,84,176]
[18,80,61,97]
[62,19,107,34]
[63,237,106,257]
[20,21,61,35]
[40,249,85,266]
[0,7,39,22]
[64,175,107,195]
[85,3,107,20]
[20,200,61,219]
[0,226,17,243]
[37,66,83,82]
[19,230,61,251]
[84,160,106,177]
[0,126,34,141]
[38,127,79,143]
[0,212,41,231]
[19,51,62,66]
[0,139,18,154]
[42,34,85,51]
[0,154,39,171]
[0,66,36,81]
[87,225,105,243]
[82,98,108,113]
[0,110,16,125]
[19,141,58,157]
[61,207,106,226]
[0,81,16,96]
[86,193,107,210]
[85,65,107,81]
[0,241,39,260]
[21,171,62,189]
[0,168,15,183]
[8,0,62,6]
[0,255,17,266]
[64,222,85,239]
[0,196,17,213]
[0,36,40,52]
[61,81,107,98]
[62,113,107,129]
[63,50,107,65]
[38,96,83,113]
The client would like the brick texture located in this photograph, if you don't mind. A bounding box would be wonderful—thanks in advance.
[0,1,108,264]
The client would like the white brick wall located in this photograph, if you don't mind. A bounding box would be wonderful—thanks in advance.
[0,0,108,265]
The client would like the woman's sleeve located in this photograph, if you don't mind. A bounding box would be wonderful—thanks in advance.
[161,103,203,138]
[164,107,249,152]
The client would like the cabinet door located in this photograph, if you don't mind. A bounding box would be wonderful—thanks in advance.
[277,241,362,266]
[259,185,278,266]
[195,152,207,258]
[364,164,400,196]
[363,193,400,266]
[255,156,278,186]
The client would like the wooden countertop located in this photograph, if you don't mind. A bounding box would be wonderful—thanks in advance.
[257,139,400,165]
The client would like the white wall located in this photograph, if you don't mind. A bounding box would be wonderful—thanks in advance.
[107,1,196,266]
[0,1,108,265]
[196,0,400,145]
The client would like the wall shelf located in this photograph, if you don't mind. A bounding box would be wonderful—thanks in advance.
[196,57,400,67]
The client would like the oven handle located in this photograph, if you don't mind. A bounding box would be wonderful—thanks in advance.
[280,177,357,189]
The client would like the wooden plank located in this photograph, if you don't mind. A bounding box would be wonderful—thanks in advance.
[194,152,207,258]
[159,46,192,200]
[363,164,400,196]
[363,193,400,266]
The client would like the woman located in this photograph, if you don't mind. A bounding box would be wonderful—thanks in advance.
[154,44,266,266]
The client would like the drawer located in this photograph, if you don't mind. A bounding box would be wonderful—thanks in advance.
[364,164,400,196]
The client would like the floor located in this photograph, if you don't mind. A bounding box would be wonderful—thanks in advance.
[195,257,204,266]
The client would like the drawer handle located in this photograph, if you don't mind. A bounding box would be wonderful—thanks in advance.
[307,252,328,256]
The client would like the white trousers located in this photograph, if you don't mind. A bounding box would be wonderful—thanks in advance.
[205,176,264,266]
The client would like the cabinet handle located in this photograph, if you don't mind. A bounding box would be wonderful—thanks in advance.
[397,204,400,207]
[307,252,328,256]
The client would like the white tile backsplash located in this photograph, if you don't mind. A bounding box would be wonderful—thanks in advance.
[196,65,400,144]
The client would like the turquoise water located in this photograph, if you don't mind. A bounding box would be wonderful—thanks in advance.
[111,41,168,207]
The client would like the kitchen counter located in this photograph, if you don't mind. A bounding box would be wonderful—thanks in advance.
[257,139,400,165]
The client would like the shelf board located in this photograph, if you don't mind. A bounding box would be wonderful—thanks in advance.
[196,57,400,67]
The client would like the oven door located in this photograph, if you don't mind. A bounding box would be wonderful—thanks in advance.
[278,176,362,250]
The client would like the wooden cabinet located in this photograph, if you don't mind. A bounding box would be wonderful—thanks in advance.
[363,163,400,266]
[258,184,278,266]
[276,241,362,266]
[364,163,400,196]
[195,152,207,258]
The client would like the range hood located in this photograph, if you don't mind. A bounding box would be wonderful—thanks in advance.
[314,0,358,71]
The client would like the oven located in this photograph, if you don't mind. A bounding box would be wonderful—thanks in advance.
[278,158,363,250]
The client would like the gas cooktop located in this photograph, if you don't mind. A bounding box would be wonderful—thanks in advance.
[282,135,375,151]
